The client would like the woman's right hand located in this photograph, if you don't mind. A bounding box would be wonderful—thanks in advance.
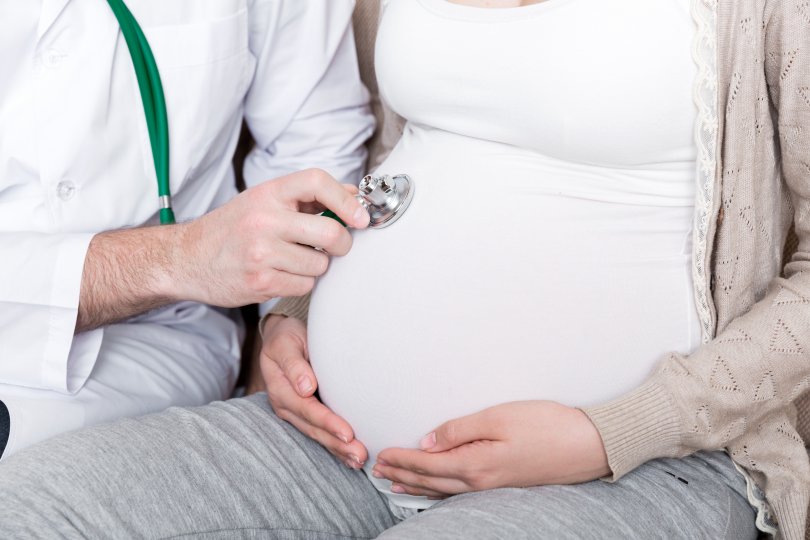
[260,314,368,469]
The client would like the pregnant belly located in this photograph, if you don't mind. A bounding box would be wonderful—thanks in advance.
[307,128,699,508]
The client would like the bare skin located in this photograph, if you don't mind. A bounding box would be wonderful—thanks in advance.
[76,169,369,333]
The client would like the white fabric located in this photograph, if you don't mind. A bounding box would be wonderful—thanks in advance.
[308,0,700,511]
[0,0,372,454]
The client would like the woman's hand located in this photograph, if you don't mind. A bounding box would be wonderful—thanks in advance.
[259,315,368,469]
[373,401,610,498]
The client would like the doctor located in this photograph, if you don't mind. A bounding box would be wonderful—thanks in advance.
[0,0,373,458]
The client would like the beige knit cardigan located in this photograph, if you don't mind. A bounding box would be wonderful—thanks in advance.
[270,1,810,538]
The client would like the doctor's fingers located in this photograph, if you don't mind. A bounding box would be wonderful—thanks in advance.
[272,242,331,278]
[263,360,365,463]
[297,183,362,216]
[275,168,370,229]
[250,270,315,300]
[280,211,354,256]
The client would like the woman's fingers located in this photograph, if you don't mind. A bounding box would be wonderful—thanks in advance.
[376,447,463,479]
[263,323,319,398]
[420,409,497,453]
[263,319,356,443]
[372,462,469,496]
[260,315,368,466]
[264,360,367,465]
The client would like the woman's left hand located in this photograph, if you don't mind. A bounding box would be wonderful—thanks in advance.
[373,401,611,498]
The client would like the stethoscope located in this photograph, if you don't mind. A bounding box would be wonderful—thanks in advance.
[107,0,414,229]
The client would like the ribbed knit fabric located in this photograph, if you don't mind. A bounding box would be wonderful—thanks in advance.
[769,491,810,540]
[583,383,682,481]
[262,295,310,331]
[271,1,810,537]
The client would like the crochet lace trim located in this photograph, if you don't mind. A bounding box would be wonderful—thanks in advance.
[690,0,719,344]
[692,2,778,534]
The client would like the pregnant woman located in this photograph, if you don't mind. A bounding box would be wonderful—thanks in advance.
[308,0,704,512]
[0,0,808,539]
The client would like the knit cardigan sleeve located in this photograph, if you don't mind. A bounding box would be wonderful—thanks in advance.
[583,4,810,537]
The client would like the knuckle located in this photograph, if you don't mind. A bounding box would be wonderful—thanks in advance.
[343,195,360,217]
[298,403,316,425]
[305,168,330,190]
[292,276,316,296]
[274,407,292,423]
[301,424,320,442]
[252,272,277,297]
[312,168,331,185]
[466,467,492,491]
[458,461,479,483]
[467,475,486,491]
[277,351,301,372]
[245,243,267,266]
[319,221,343,247]
[417,475,436,491]
[441,423,458,446]
[313,252,329,275]
[328,447,349,463]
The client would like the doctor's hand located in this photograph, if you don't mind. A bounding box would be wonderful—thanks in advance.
[175,169,369,307]
[373,401,610,498]
[259,314,368,470]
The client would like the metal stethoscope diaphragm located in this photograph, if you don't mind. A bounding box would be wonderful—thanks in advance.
[356,173,414,228]
[322,173,415,229]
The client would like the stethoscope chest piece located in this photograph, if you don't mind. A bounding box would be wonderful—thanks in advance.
[357,174,415,229]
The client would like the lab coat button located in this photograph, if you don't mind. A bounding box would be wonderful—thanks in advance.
[56,181,76,201]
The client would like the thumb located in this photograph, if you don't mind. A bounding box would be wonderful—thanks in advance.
[265,320,318,397]
[420,411,491,453]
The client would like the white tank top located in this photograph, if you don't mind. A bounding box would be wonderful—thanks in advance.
[308,0,699,512]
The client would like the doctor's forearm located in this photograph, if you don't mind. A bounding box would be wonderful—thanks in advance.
[76,226,181,333]
[74,171,369,333]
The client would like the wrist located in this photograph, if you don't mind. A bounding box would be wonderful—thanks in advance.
[259,313,287,340]
[573,407,611,479]
[151,221,190,303]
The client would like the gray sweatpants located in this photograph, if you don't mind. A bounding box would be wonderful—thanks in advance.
[0,394,757,539]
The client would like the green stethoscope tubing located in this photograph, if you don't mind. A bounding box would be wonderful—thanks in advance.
[106,0,175,225]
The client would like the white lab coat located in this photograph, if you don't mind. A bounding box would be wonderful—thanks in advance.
[0,0,373,456]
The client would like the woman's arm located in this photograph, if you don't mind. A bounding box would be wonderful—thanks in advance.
[586,0,810,474]
[582,4,810,533]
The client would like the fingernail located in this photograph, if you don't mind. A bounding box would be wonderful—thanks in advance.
[349,454,363,466]
[344,459,356,469]
[297,376,313,395]
[372,468,383,478]
[420,432,437,450]
[391,485,405,494]
[336,433,349,444]
[353,206,368,224]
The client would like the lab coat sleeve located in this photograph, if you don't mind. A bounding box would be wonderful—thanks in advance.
[243,0,375,316]
[0,232,103,393]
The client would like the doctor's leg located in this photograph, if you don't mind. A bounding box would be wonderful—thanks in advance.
[0,393,396,539]
[0,304,241,459]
